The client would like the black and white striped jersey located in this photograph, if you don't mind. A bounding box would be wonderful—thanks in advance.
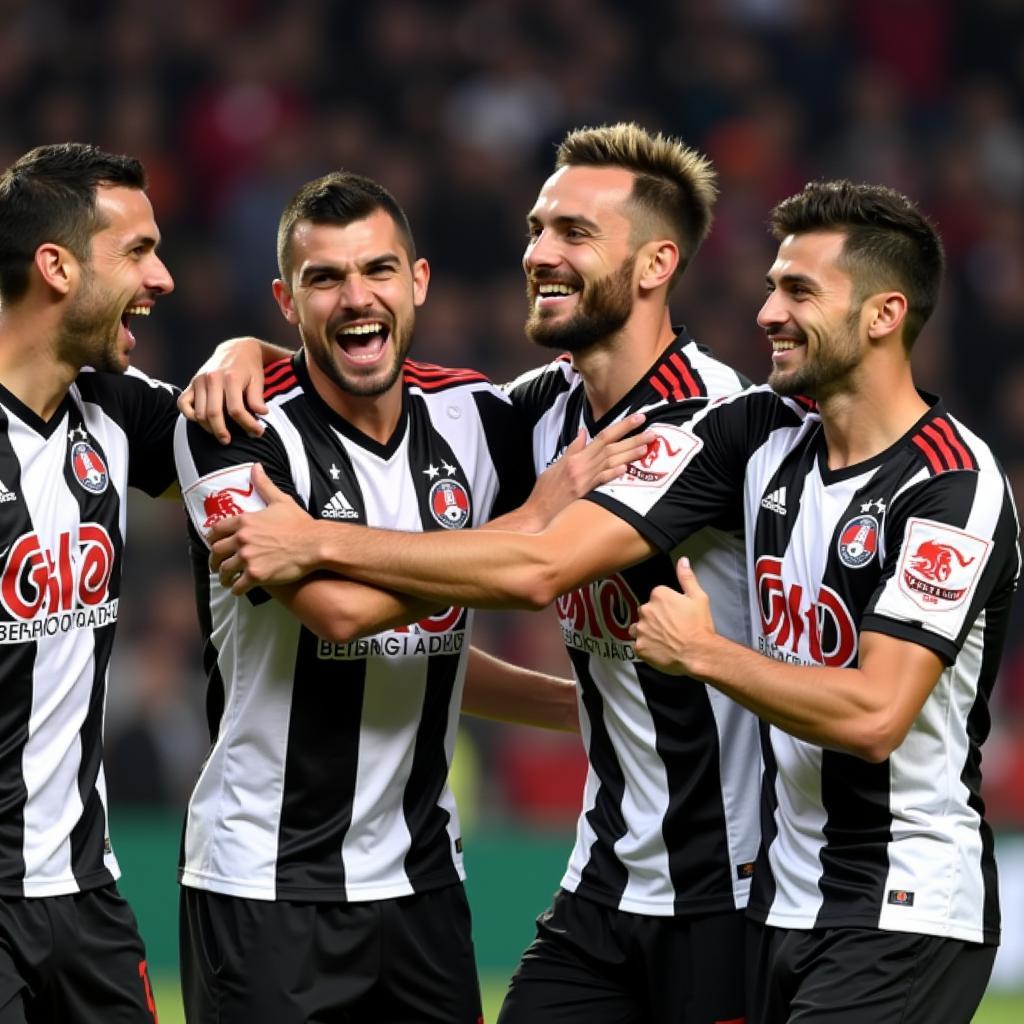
[505,331,762,916]
[0,368,178,897]
[174,351,532,903]
[591,385,1020,943]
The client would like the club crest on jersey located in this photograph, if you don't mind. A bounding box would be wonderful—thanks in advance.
[182,463,266,543]
[837,514,879,569]
[609,423,702,491]
[897,518,989,611]
[429,479,471,529]
[70,440,108,494]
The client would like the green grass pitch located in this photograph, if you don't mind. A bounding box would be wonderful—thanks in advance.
[152,971,1023,1022]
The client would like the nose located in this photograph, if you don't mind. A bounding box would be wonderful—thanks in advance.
[523,229,559,272]
[147,254,174,296]
[338,273,373,310]
[757,290,785,329]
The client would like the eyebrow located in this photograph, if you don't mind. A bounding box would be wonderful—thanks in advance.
[298,252,402,283]
[766,272,819,290]
[527,212,602,233]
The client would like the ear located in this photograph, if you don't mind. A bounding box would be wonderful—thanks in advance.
[637,240,679,295]
[865,291,908,342]
[272,278,299,325]
[34,243,76,296]
[411,257,430,307]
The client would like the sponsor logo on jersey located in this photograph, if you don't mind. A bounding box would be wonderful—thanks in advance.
[321,490,359,520]
[897,518,989,611]
[69,440,108,494]
[837,514,879,568]
[556,573,639,661]
[183,463,265,541]
[755,555,858,667]
[0,477,16,504]
[0,524,118,642]
[317,605,467,660]
[760,486,787,516]
[607,423,702,491]
[429,479,471,528]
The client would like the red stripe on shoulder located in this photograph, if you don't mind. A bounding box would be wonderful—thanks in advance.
[931,417,975,470]
[912,434,945,474]
[404,360,489,390]
[263,358,298,401]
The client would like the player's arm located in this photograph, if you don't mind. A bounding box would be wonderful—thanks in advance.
[487,414,652,533]
[210,463,656,608]
[264,574,442,644]
[462,646,579,732]
[179,336,294,443]
[633,558,943,762]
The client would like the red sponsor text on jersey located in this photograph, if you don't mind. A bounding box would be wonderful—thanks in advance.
[1,526,114,619]
[756,556,857,667]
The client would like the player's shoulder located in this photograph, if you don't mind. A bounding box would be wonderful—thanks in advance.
[403,359,493,394]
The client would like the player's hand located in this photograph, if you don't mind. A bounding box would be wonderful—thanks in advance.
[503,413,652,531]
[208,464,317,593]
[631,557,716,676]
[179,336,270,444]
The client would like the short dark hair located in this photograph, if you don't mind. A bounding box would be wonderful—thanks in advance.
[768,180,945,349]
[555,122,717,285]
[0,142,147,304]
[277,171,417,280]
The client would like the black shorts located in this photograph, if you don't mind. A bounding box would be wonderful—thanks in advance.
[180,884,483,1024]
[746,924,997,1024]
[497,888,747,1024]
[0,885,157,1024]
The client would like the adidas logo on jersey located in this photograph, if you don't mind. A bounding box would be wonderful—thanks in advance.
[760,486,787,516]
[0,478,16,504]
[321,490,359,520]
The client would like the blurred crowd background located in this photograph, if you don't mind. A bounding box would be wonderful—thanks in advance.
[3,0,1023,837]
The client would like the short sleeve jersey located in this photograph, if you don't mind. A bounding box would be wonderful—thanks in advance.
[505,331,762,917]
[174,352,533,902]
[589,385,1020,943]
[0,368,178,897]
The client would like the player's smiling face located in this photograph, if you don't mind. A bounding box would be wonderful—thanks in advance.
[274,209,429,400]
[523,164,639,353]
[59,185,173,374]
[758,230,864,400]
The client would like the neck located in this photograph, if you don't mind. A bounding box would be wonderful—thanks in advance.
[817,359,927,470]
[0,307,79,420]
[574,308,677,421]
[309,364,404,445]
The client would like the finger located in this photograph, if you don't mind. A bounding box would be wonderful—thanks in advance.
[207,517,241,545]
[178,385,196,418]
[251,463,285,503]
[675,556,702,596]
[594,411,646,446]
[232,571,255,597]
[245,377,269,417]
[224,394,264,439]
[565,428,587,455]
[203,376,232,445]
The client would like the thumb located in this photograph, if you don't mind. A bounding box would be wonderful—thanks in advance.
[675,556,702,595]
[251,462,284,503]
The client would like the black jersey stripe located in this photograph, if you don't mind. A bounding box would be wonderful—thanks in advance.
[402,649,464,892]
[569,647,630,902]
[931,418,975,470]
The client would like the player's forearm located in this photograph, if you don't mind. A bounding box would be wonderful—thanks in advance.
[685,634,900,761]
[271,574,442,644]
[309,520,566,610]
[463,646,580,732]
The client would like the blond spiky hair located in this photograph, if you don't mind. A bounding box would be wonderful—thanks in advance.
[555,122,718,276]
